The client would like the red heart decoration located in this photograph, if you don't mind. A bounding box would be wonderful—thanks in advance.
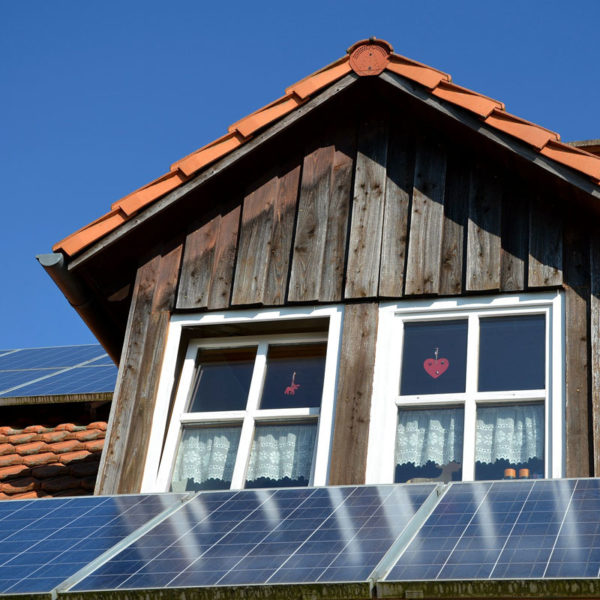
[424,358,449,379]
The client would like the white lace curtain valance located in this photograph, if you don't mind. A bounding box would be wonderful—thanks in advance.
[395,408,464,468]
[475,404,544,465]
[171,423,317,492]
[245,423,316,484]
[171,427,241,492]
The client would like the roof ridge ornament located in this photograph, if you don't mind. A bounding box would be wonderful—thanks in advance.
[348,38,392,76]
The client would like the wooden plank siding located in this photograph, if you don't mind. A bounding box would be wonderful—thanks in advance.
[564,222,592,478]
[98,112,600,491]
[288,127,355,303]
[466,166,502,291]
[176,204,241,311]
[344,116,389,298]
[96,240,183,495]
[329,302,379,485]
[404,137,447,295]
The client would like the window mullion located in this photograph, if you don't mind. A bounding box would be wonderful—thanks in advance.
[230,342,268,488]
[462,314,480,481]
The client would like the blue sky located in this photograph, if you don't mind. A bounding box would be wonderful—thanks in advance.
[1,1,599,349]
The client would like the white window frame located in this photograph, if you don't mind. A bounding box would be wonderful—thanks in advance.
[365,291,564,483]
[140,305,344,492]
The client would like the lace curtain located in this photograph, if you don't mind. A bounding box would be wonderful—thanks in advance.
[171,423,317,491]
[245,424,316,484]
[475,404,544,464]
[395,408,464,467]
[171,427,240,492]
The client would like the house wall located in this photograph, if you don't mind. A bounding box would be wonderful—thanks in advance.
[95,88,599,494]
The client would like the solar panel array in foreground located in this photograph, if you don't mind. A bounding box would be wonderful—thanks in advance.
[1,479,600,597]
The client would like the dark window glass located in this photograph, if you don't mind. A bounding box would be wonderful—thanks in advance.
[478,315,545,391]
[400,320,468,395]
[188,347,256,412]
[395,407,463,483]
[259,343,326,409]
[475,403,544,480]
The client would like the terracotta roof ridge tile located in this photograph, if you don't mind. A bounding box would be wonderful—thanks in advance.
[51,38,600,258]
[540,140,600,181]
[431,80,504,118]
[387,53,450,89]
[484,108,560,150]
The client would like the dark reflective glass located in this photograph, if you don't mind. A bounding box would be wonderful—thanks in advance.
[188,347,256,412]
[260,343,326,409]
[395,407,463,483]
[478,315,545,391]
[400,320,468,395]
[475,403,544,481]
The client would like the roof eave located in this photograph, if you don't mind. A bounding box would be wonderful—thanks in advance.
[66,72,360,272]
[380,70,600,203]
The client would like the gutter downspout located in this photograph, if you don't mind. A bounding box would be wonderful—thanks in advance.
[36,252,122,364]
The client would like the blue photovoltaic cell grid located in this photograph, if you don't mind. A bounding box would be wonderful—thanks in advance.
[0,493,183,594]
[0,369,58,392]
[386,478,600,581]
[9,366,117,396]
[0,345,106,370]
[73,484,434,590]
[0,345,117,397]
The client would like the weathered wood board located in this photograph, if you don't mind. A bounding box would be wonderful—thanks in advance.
[404,137,447,295]
[378,120,414,298]
[329,303,378,485]
[345,116,389,298]
[466,168,502,291]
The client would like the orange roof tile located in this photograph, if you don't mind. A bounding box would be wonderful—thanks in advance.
[53,39,600,258]
[0,421,106,500]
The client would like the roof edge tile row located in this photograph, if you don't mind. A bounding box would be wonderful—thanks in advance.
[53,38,600,257]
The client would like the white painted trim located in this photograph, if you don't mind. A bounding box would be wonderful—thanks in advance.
[365,291,564,484]
[142,305,344,492]
[140,321,183,491]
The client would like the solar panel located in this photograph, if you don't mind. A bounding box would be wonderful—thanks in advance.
[0,345,117,398]
[6,366,117,396]
[384,478,600,582]
[0,345,106,370]
[0,493,184,594]
[0,368,63,393]
[71,484,434,591]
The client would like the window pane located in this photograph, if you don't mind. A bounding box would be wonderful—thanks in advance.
[400,320,468,395]
[475,404,544,480]
[260,343,326,409]
[478,315,545,391]
[245,423,317,488]
[170,426,241,492]
[395,408,463,483]
[188,347,256,412]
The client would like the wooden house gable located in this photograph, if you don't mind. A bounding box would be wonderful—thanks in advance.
[40,41,600,496]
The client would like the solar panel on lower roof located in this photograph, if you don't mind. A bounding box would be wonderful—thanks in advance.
[0,345,106,371]
[385,478,600,582]
[71,484,434,591]
[0,493,184,594]
[0,344,117,398]
[0,369,64,393]
[7,366,117,396]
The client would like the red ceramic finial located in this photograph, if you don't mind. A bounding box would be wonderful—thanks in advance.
[347,38,392,76]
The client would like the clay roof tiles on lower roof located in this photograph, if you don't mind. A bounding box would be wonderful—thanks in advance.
[53,38,600,258]
[0,421,106,500]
